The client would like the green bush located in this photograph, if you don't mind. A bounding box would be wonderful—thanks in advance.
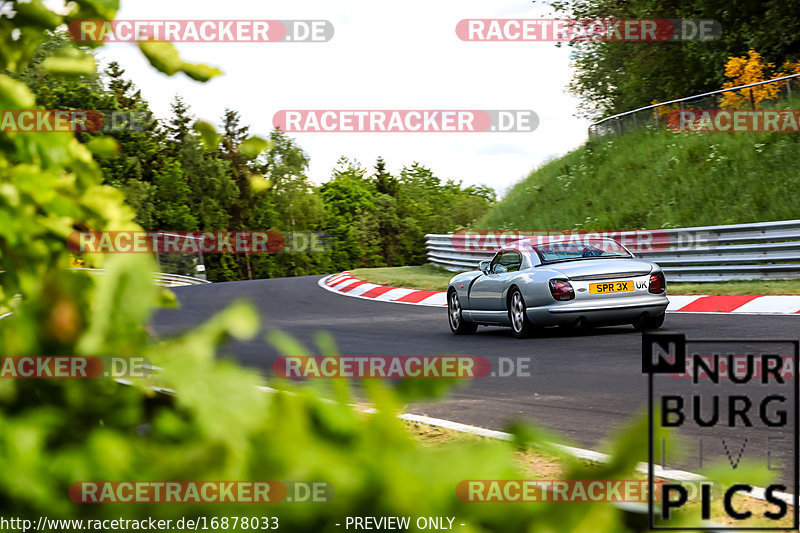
[0,3,697,531]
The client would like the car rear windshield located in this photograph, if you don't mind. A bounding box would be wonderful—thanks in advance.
[532,238,631,263]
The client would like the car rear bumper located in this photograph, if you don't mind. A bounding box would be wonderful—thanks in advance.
[526,294,669,326]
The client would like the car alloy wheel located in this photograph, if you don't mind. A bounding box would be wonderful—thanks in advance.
[508,288,534,338]
[448,290,477,335]
[449,291,461,330]
[511,292,525,333]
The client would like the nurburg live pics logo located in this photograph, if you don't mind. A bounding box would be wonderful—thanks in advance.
[643,332,799,530]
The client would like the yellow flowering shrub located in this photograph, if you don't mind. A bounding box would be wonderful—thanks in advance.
[721,50,784,109]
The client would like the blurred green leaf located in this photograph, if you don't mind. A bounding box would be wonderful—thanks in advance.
[138,41,221,81]
[180,62,223,82]
[77,253,159,356]
[157,287,179,308]
[702,460,775,489]
[138,41,183,76]
[42,52,96,76]
[13,0,62,29]
[193,121,220,150]
[86,136,119,158]
[69,0,119,20]
[0,75,36,108]
[240,136,271,158]
[266,329,312,358]
[248,174,271,192]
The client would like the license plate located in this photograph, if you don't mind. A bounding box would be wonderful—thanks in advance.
[589,280,633,294]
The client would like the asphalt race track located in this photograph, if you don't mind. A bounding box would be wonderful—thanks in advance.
[152,275,800,484]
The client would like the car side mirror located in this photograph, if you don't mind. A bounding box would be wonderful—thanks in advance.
[478,261,490,274]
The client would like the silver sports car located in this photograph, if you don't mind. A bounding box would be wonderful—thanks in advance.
[447,237,669,337]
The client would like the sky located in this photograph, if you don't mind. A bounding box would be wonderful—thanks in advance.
[91,0,591,197]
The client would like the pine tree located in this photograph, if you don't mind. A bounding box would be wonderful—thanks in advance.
[217,109,275,279]
[219,109,254,230]
[105,61,144,109]
[168,94,193,144]
[373,156,398,196]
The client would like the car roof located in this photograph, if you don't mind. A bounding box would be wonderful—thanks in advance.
[498,236,625,255]
[498,242,536,254]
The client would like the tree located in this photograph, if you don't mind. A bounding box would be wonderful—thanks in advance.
[216,109,275,279]
[152,158,197,229]
[219,109,261,228]
[372,156,398,196]
[105,61,144,109]
[320,158,384,269]
[165,95,236,232]
[549,0,800,118]
[393,163,496,264]
[720,50,789,109]
[167,94,192,144]
[18,38,166,229]
[258,129,330,278]
[12,35,494,280]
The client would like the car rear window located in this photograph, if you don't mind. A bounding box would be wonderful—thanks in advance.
[532,238,631,263]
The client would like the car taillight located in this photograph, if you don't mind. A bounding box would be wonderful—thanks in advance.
[549,279,575,301]
[649,272,666,294]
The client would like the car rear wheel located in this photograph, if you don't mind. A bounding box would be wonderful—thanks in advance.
[448,290,477,335]
[509,288,535,338]
[633,312,665,330]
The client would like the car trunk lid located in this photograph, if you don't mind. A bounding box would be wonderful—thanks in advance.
[548,258,653,280]
[548,259,655,301]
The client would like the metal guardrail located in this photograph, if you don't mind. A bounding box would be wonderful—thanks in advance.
[155,272,211,287]
[73,268,210,287]
[588,73,800,138]
[425,220,800,282]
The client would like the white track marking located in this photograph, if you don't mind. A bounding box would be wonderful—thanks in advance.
[732,295,800,314]
[321,273,800,315]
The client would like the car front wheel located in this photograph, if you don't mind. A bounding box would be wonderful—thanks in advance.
[448,290,477,335]
[509,288,535,338]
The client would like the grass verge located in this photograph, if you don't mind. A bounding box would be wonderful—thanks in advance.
[350,265,800,295]
[474,96,800,232]
[407,421,795,529]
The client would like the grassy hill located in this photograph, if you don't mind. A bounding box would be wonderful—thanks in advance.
[476,105,800,231]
